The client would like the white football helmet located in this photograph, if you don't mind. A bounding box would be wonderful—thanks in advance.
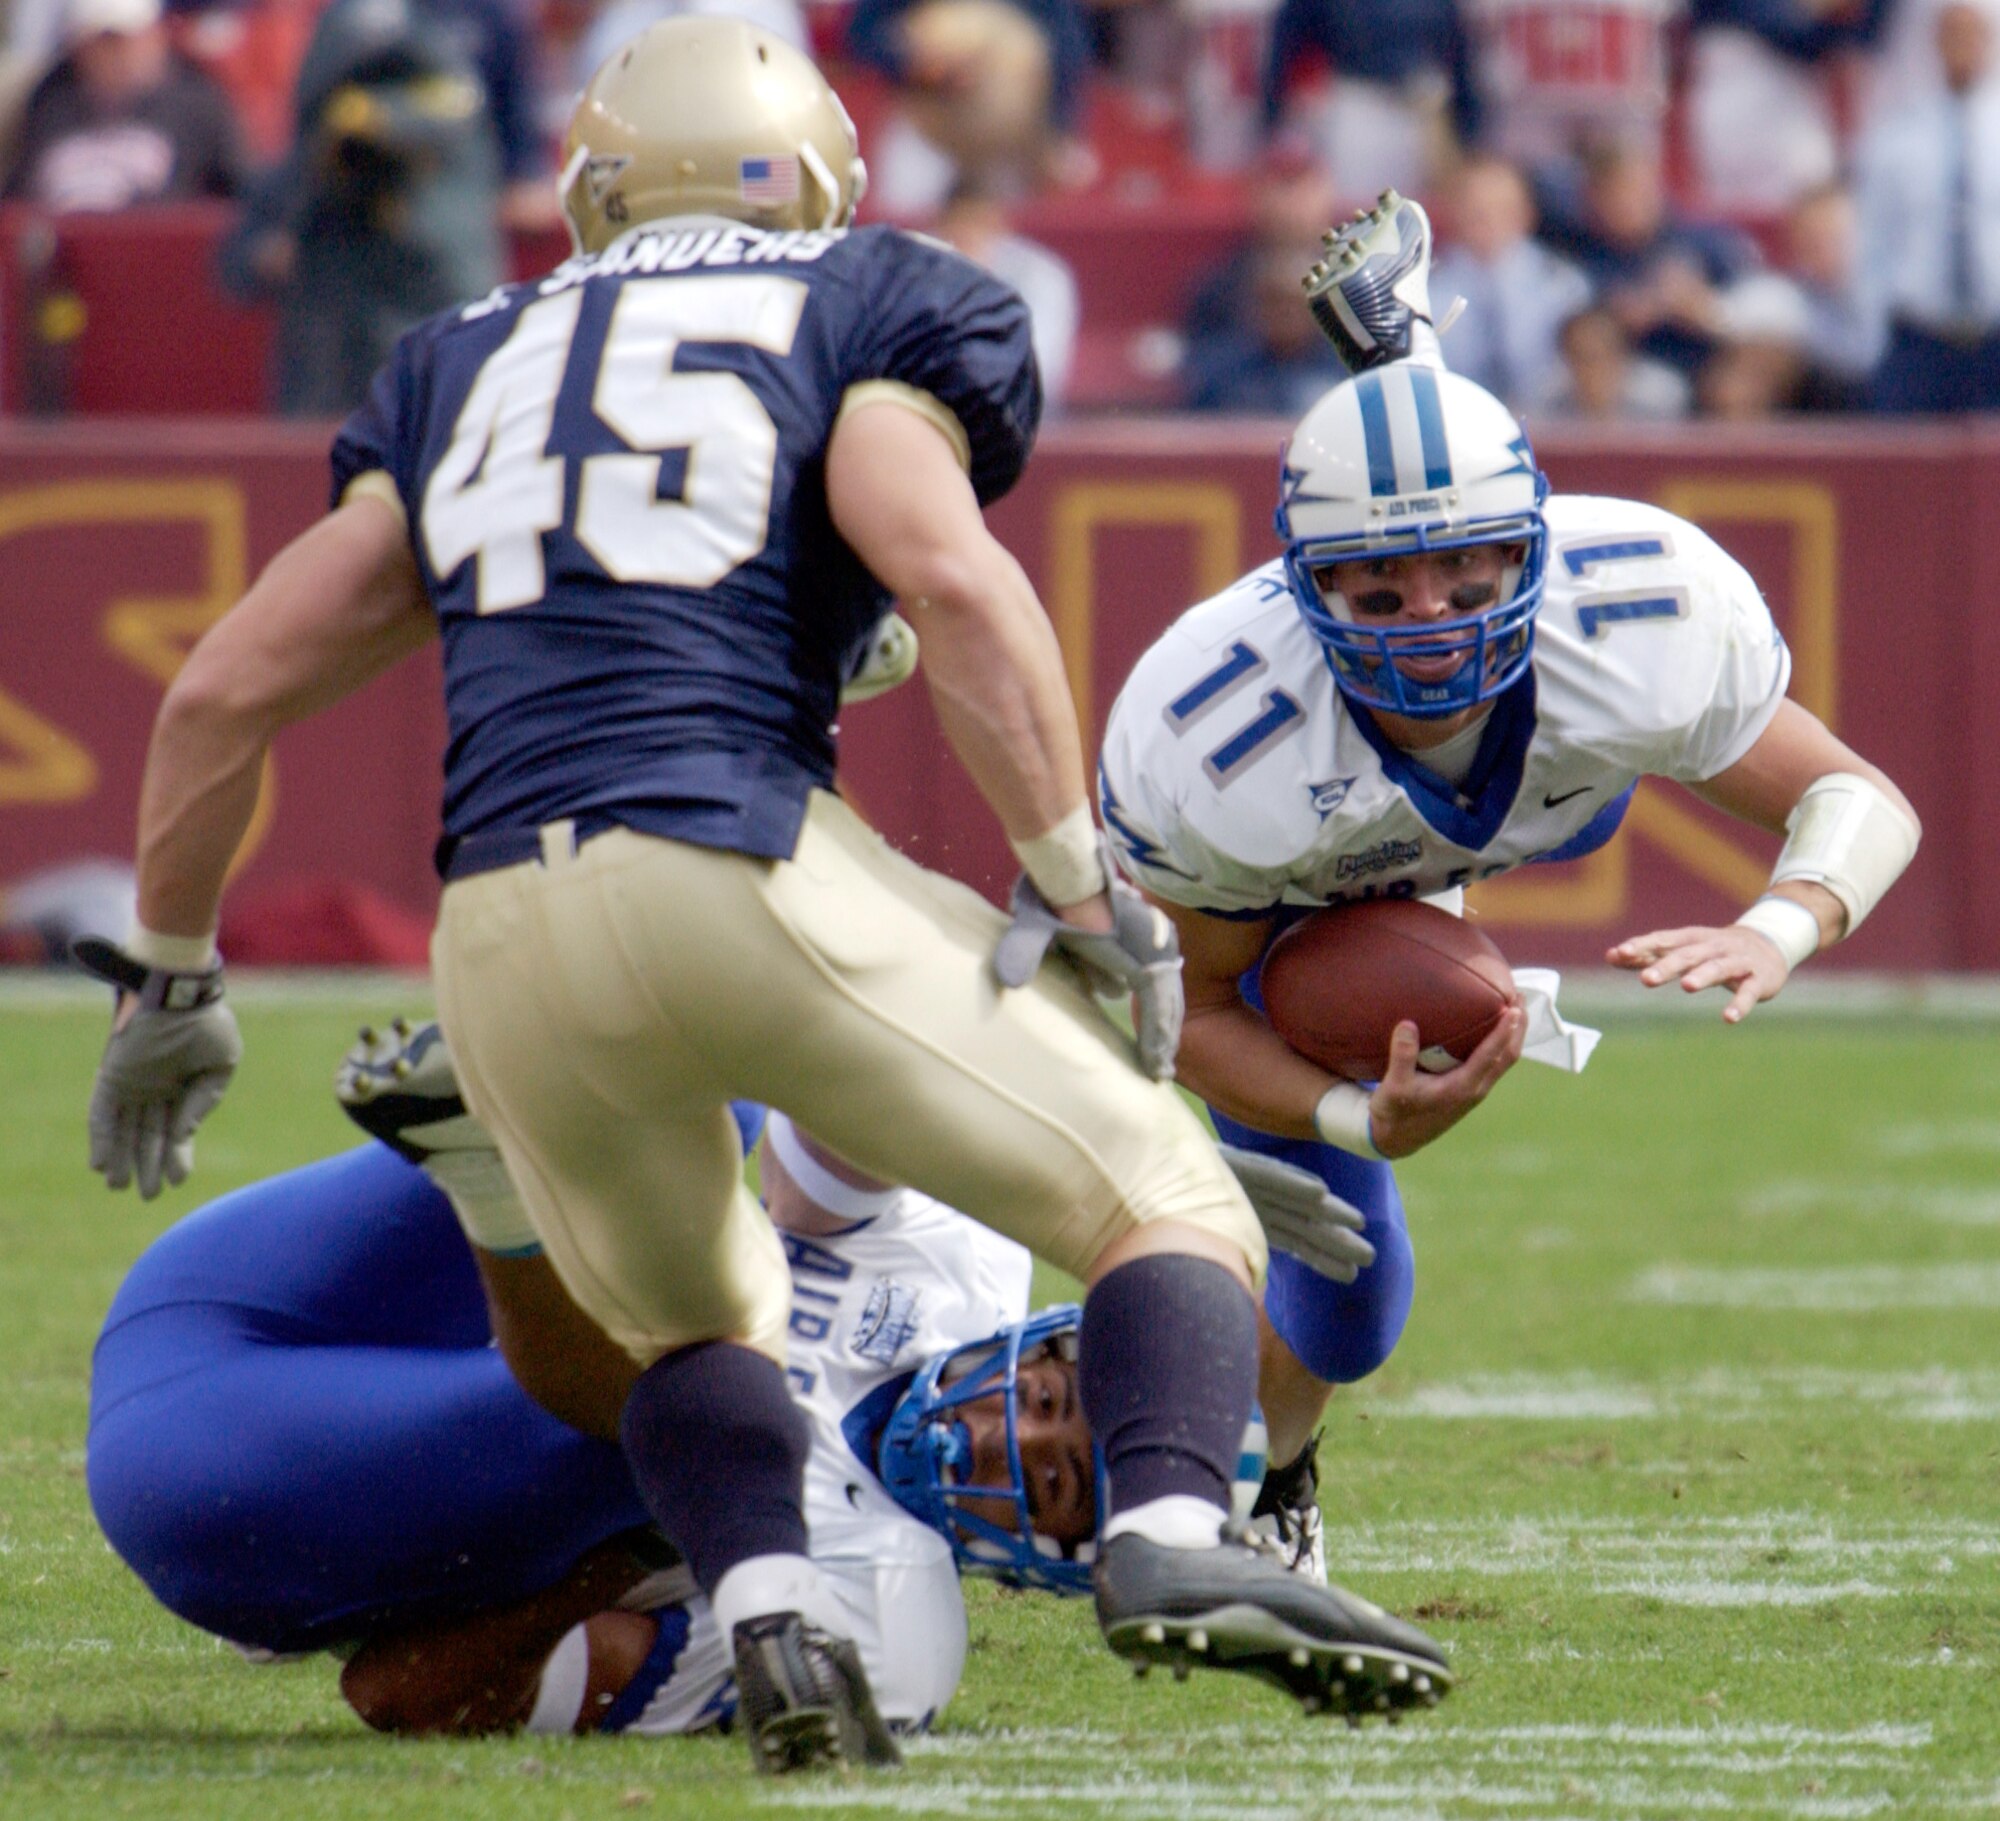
[1276,366,1548,719]
[560,17,868,254]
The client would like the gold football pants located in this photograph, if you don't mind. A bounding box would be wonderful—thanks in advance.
[433,790,1263,1365]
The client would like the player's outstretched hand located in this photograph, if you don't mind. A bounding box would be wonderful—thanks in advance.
[1606,923,1790,1024]
[1217,1144,1375,1283]
[72,937,243,1198]
[1364,1003,1525,1159]
[994,864,1184,1081]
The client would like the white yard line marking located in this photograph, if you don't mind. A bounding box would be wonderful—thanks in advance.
[1743,1180,2000,1225]
[1365,1367,2000,1423]
[755,1719,1948,1820]
[1628,1263,2000,1310]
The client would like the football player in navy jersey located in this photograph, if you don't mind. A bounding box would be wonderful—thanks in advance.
[77,17,1452,1770]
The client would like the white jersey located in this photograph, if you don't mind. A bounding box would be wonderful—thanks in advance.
[1099,495,1790,917]
[615,1191,1034,1736]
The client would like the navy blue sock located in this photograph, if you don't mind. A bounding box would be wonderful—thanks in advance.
[1078,1254,1259,1518]
[618,1342,810,1597]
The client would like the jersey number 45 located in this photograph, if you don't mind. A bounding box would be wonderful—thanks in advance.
[421,275,809,612]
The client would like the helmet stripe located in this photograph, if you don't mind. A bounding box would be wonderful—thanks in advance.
[1408,366,1452,491]
[1354,372,1397,497]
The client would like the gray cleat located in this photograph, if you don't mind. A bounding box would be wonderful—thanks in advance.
[1303,189,1440,373]
[1094,1526,1452,1721]
[732,1611,902,1774]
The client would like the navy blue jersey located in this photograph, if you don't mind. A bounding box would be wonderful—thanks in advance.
[331,221,1041,864]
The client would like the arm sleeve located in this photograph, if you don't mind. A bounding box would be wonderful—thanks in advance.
[846,232,1042,504]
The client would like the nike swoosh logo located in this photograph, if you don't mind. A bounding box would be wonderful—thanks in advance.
[1543,786,1593,808]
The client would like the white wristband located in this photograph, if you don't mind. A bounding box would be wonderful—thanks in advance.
[1734,895,1821,972]
[524,1622,591,1735]
[124,920,218,972]
[764,1113,904,1223]
[1010,802,1108,909]
[1312,1081,1385,1160]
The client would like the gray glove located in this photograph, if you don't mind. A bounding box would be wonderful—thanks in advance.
[1217,1143,1375,1283]
[992,857,1184,1081]
[73,936,243,1199]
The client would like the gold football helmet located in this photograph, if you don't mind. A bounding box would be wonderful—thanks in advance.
[560,18,868,254]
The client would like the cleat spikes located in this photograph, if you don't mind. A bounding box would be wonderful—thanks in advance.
[1140,1622,1165,1646]
[1413,1674,1431,1695]
[392,1057,413,1079]
[1133,1662,1150,1680]
[1391,1662,1410,1684]
[1187,1629,1208,1653]
[1289,1647,1311,1669]
[1342,1655,1364,1677]
[358,1025,377,1045]
[1172,1657,1191,1684]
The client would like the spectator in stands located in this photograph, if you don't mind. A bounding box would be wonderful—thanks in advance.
[1683,0,1894,220]
[217,0,507,415]
[1535,300,1690,417]
[1534,135,1763,384]
[934,172,1080,407]
[1429,149,1590,414]
[2,0,243,210]
[1853,0,2000,411]
[1777,177,1876,410]
[1177,145,1347,412]
[1260,0,1481,199]
[845,0,1096,217]
[171,0,331,167]
[1462,0,1680,186]
[1694,271,1815,416]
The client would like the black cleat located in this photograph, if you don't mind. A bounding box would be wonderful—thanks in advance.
[1302,189,1437,374]
[1094,1526,1452,1721]
[732,1612,902,1775]
[1248,1433,1327,1582]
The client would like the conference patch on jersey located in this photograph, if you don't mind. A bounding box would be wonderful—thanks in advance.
[740,155,800,205]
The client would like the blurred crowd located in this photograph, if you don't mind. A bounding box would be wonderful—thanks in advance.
[2,0,1999,418]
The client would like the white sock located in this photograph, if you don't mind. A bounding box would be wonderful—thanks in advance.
[1101,1494,1226,1550]
[711,1552,841,1641]
[524,1622,591,1735]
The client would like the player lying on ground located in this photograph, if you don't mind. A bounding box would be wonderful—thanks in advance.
[1097,190,1922,1492]
[87,1023,1396,1737]
[75,23,1482,1766]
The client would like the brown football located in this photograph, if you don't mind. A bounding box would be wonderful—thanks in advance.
[1259,899,1516,1081]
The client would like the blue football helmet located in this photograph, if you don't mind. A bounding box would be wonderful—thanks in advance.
[1275,365,1549,719]
[877,1305,1270,1597]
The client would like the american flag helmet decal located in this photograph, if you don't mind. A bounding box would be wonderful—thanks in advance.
[740,154,800,205]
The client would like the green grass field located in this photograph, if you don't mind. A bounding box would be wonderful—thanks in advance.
[3,978,1997,1819]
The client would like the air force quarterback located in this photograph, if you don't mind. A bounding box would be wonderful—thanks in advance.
[1097,191,1922,1488]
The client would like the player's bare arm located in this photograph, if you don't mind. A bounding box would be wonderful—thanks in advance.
[136,494,432,941]
[80,494,432,1197]
[826,398,1108,931]
[1157,892,1525,1161]
[1608,699,1921,1022]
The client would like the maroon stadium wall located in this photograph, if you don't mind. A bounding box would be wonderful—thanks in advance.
[0,417,1990,971]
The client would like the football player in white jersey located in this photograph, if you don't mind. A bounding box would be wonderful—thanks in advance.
[1098,190,1922,1525]
[87,1022,1360,1740]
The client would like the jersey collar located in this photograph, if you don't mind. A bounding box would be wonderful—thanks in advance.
[1349,669,1538,851]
